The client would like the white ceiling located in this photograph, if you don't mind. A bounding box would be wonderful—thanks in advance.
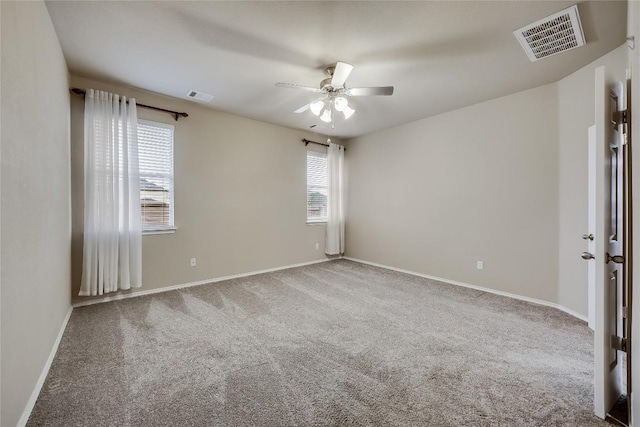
[46,1,627,138]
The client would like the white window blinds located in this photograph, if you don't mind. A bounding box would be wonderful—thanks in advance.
[138,120,174,230]
[307,151,328,222]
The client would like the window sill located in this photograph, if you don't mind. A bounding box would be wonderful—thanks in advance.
[143,227,177,235]
[307,220,327,225]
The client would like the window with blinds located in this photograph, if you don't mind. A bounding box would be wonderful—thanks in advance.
[307,151,328,222]
[138,120,174,231]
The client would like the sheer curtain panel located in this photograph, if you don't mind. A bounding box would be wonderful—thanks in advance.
[325,142,346,255]
[80,89,142,296]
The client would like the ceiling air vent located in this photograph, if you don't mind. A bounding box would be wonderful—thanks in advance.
[186,90,214,102]
[514,5,585,62]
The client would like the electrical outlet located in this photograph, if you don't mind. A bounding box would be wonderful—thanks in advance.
[190,258,197,267]
[315,243,320,250]
[477,261,484,270]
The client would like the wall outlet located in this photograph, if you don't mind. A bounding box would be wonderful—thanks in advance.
[315,243,320,250]
[476,261,484,270]
[190,258,197,267]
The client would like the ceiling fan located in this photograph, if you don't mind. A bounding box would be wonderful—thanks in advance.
[275,61,394,124]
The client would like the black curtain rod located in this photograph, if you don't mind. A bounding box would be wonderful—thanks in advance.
[302,138,346,151]
[70,88,188,121]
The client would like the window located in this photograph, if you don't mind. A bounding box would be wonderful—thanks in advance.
[307,151,328,222]
[138,120,175,232]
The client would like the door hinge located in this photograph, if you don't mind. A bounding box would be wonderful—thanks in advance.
[606,253,624,264]
[623,306,628,318]
[613,336,627,352]
[612,109,627,126]
[613,109,629,143]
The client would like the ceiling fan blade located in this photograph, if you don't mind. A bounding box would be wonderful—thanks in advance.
[275,82,323,93]
[331,62,354,87]
[294,104,310,114]
[345,86,394,96]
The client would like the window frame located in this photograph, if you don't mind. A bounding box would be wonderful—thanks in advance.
[138,119,176,235]
[306,150,328,224]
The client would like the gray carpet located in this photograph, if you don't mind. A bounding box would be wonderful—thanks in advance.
[28,260,610,426]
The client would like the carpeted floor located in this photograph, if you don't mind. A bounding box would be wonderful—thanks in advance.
[28,260,612,426]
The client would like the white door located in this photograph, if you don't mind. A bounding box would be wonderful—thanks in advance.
[588,125,596,331]
[592,65,628,419]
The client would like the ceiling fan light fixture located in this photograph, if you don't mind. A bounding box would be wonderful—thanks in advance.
[310,99,325,116]
[320,109,332,123]
[334,96,348,112]
[275,62,393,126]
[342,106,355,119]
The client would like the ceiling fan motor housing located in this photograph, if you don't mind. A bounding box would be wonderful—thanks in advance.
[320,63,342,91]
[320,77,341,91]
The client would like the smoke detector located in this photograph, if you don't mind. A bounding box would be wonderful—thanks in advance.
[514,5,585,62]
[186,90,214,102]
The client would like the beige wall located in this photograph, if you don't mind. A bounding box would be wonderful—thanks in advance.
[0,2,71,425]
[345,44,628,315]
[345,84,560,302]
[70,76,332,302]
[557,45,627,315]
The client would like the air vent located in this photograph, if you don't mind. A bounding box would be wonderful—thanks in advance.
[186,90,214,102]
[514,5,585,62]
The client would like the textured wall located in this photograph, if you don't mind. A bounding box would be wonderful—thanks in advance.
[70,76,333,303]
[345,84,560,303]
[0,2,71,425]
[345,44,628,317]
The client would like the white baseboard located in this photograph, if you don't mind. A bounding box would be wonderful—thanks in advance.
[73,258,333,308]
[343,257,588,323]
[17,305,73,427]
[555,305,588,322]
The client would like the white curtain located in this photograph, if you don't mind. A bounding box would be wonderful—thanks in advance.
[80,89,142,296]
[325,142,346,255]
